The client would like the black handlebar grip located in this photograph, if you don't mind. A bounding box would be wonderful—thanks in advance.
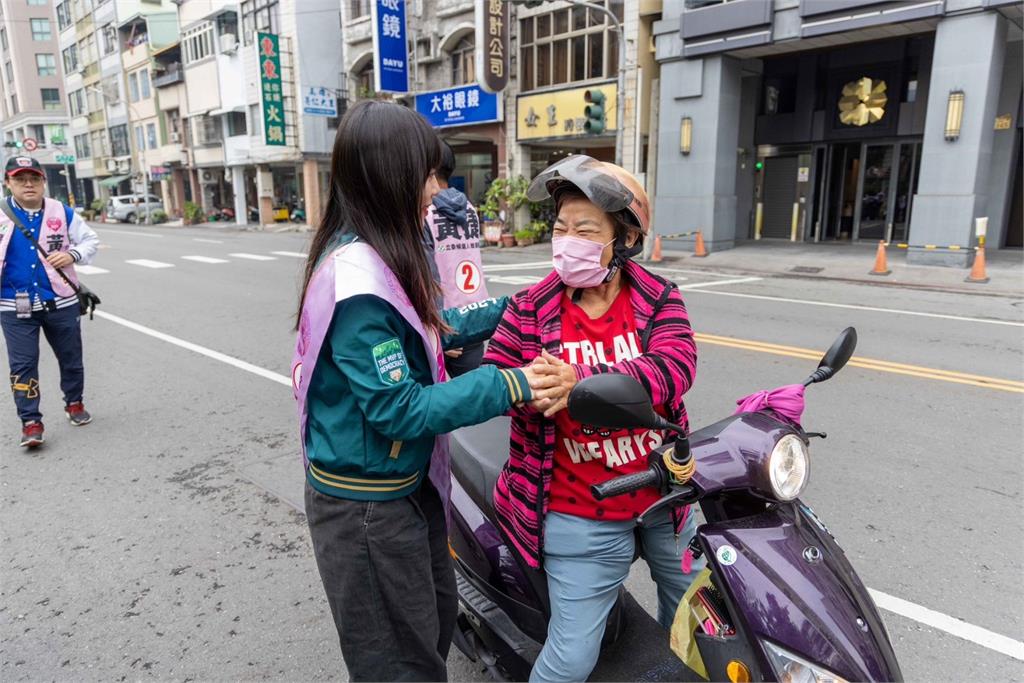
[591,466,662,501]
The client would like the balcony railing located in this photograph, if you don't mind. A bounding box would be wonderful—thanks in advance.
[153,65,184,88]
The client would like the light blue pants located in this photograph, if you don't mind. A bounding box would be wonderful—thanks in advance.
[530,508,705,683]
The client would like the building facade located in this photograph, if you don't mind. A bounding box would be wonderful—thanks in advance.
[0,0,74,203]
[175,0,341,226]
[653,0,1022,264]
[56,0,177,207]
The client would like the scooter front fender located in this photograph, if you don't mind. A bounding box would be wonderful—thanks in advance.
[700,503,902,682]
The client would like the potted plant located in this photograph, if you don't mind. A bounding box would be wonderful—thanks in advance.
[480,176,530,246]
[183,201,205,225]
[514,228,534,247]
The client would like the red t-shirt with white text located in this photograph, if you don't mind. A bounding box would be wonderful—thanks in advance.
[549,285,665,521]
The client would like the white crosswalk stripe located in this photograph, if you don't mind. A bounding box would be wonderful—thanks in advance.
[271,251,307,258]
[229,253,277,261]
[487,275,543,285]
[182,255,230,264]
[126,259,174,269]
[75,265,109,275]
[193,238,223,244]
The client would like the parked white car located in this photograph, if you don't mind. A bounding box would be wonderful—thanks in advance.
[106,194,164,223]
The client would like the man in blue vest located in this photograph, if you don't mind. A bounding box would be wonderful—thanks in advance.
[0,156,99,448]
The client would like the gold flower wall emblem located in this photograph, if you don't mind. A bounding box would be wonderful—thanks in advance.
[838,77,887,126]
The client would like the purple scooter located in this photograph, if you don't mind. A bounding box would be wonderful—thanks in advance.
[449,327,902,681]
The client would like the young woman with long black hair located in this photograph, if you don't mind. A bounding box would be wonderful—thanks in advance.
[292,101,555,681]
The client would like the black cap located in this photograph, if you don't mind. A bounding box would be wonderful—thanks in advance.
[4,156,44,178]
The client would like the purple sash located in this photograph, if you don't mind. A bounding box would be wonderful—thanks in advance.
[292,240,451,509]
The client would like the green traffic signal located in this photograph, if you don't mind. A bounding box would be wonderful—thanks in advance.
[584,89,606,135]
[755,161,764,171]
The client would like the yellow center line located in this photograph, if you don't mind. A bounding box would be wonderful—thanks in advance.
[694,333,1024,393]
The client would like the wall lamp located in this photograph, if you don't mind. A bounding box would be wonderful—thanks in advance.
[680,116,693,155]
[945,89,964,142]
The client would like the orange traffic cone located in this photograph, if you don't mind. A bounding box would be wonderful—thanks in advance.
[869,240,890,276]
[965,244,990,283]
[693,231,708,258]
[650,235,663,262]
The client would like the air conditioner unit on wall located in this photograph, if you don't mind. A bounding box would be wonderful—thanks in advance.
[220,34,238,55]
[170,131,180,143]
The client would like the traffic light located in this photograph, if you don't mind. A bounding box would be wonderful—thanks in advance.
[584,89,606,134]
[755,160,764,171]
[3,140,22,148]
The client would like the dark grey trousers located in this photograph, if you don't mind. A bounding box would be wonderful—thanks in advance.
[305,480,457,682]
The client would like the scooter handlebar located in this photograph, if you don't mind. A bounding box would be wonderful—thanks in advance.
[591,466,663,501]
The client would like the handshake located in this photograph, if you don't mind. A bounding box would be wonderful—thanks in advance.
[520,350,577,418]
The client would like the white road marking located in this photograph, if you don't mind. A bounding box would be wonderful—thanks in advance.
[75,265,109,275]
[869,589,1024,662]
[679,277,763,289]
[182,255,229,264]
[483,261,552,272]
[95,310,290,387]
[125,259,174,269]
[689,289,1024,327]
[96,228,162,238]
[488,275,544,285]
[649,265,759,279]
[271,251,307,258]
[92,309,1024,660]
[193,238,224,244]
[229,253,277,261]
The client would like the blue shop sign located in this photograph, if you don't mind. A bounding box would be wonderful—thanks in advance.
[415,84,500,129]
[371,0,408,93]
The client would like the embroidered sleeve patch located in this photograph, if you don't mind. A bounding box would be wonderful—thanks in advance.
[372,338,409,386]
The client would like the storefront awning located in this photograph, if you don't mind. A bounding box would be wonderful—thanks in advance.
[99,175,131,188]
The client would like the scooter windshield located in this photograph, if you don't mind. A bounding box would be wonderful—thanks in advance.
[527,155,636,215]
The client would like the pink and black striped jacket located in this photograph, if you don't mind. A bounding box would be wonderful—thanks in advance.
[483,260,698,568]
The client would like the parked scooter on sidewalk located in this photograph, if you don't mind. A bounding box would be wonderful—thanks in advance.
[449,327,902,681]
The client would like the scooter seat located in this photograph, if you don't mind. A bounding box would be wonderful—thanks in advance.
[450,415,511,514]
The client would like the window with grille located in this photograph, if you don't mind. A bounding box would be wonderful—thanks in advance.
[348,0,370,20]
[63,45,78,72]
[56,2,71,30]
[109,124,129,156]
[450,35,475,87]
[74,133,91,158]
[242,0,279,46]
[518,1,622,92]
[68,88,85,116]
[183,23,215,64]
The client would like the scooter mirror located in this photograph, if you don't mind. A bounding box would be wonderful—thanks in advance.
[819,327,857,374]
[805,327,858,386]
[568,374,661,431]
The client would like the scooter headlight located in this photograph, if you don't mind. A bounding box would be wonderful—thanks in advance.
[762,641,848,683]
[768,434,808,501]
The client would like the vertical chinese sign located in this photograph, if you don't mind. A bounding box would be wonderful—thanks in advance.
[475,0,509,94]
[257,32,286,146]
[371,0,408,94]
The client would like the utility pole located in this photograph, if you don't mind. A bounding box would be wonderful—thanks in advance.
[511,0,627,167]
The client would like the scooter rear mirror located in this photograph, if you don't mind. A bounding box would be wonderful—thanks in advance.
[804,327,858,385]
[568,374,661,431]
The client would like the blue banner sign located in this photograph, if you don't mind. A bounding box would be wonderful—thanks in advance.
[371,0,408,93]
[415,84,500,128]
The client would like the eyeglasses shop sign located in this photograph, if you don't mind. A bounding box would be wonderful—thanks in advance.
[372,0,408,93]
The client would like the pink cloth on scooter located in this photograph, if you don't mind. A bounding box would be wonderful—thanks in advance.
[734,384,806,426]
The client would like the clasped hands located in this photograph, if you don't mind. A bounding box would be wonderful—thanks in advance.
[520,350,577,418]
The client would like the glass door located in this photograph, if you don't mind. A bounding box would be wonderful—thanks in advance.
[854,144,894,241]
[890,142,921,243]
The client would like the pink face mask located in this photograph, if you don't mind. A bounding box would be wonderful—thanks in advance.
[552,235,614,289]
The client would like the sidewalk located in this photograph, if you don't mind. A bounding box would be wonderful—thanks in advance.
[492,240,1023,296]
[97,218,312,233]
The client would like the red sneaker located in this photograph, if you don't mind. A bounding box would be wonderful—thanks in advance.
[65,402,92,426]
[20,421,44,448]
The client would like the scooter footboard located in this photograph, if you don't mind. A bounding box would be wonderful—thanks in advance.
[697,503,902,682]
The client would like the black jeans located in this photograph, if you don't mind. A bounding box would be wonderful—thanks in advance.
[1,306,84,423]
[305,480,458,681]
[443,341,484,378]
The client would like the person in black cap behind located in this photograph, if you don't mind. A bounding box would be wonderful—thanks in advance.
[0,155,99,448]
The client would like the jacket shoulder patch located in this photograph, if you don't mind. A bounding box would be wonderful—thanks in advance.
[372,338,408,386]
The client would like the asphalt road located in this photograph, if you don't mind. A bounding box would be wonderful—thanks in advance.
[1,223,1021,681]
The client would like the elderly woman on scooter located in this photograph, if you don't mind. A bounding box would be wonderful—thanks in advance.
[484,155,705,682]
